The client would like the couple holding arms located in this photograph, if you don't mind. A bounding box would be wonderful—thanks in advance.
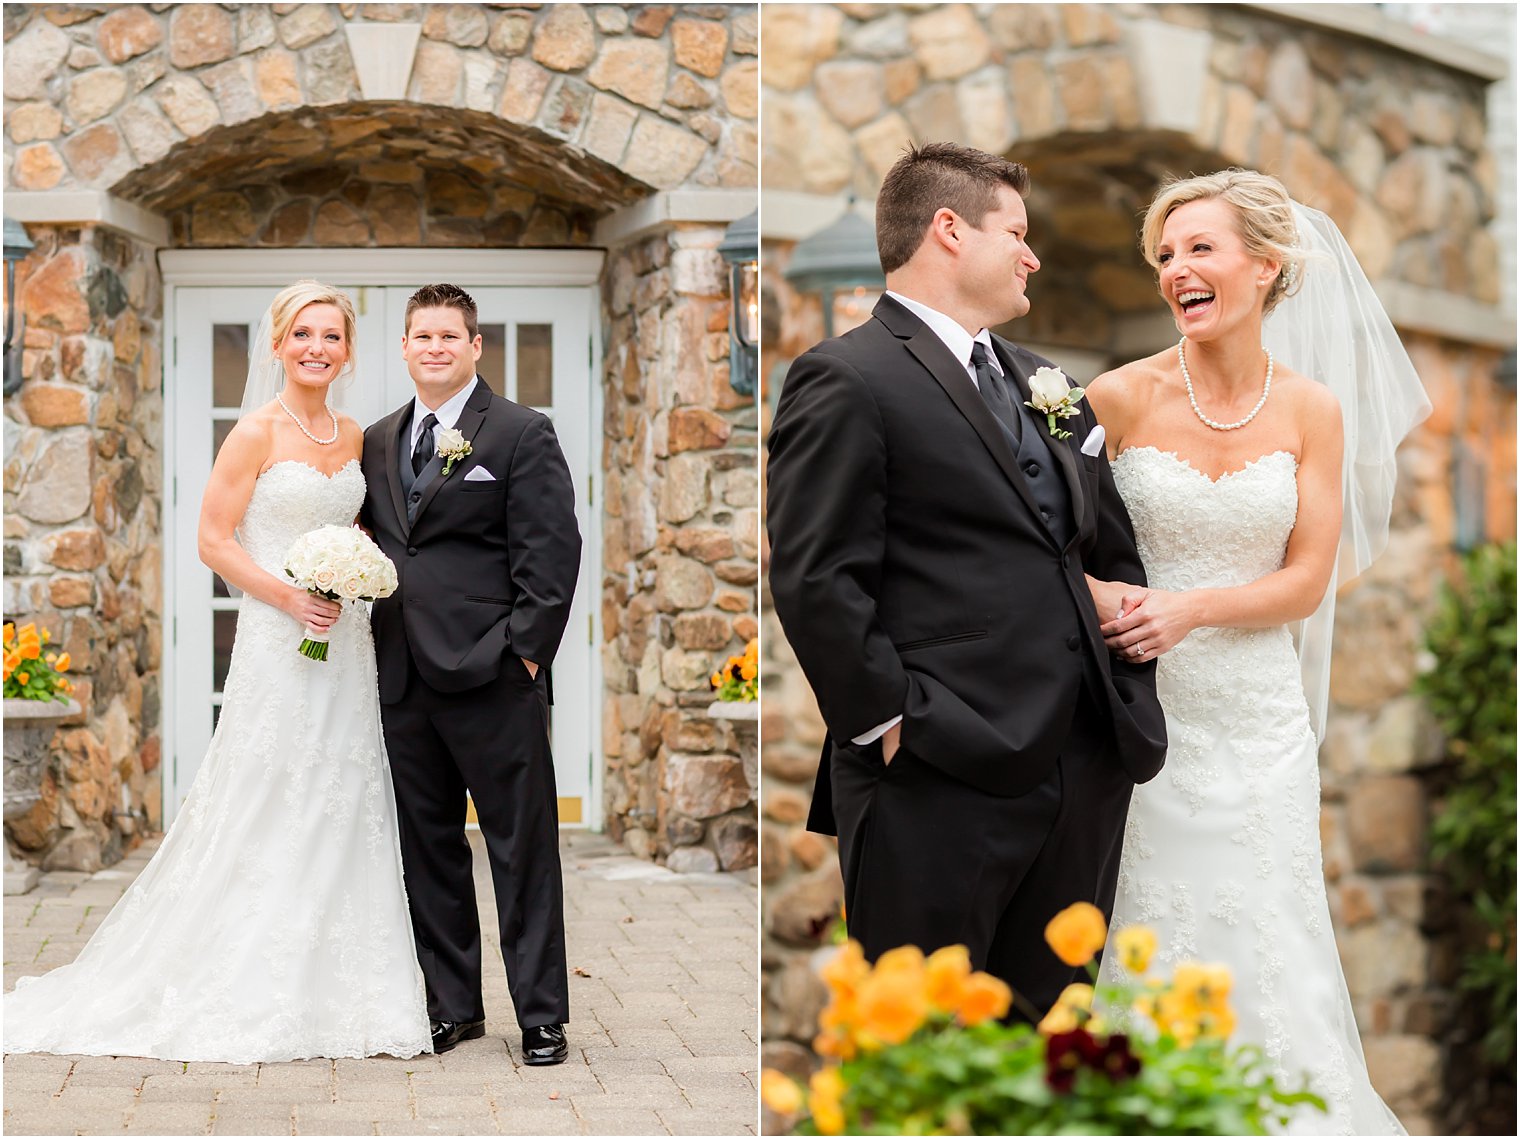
[768,142,1426,1135]
[7,283,579,1069]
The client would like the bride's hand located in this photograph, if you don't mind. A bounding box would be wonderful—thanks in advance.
[1086,576,1147,623]
[1101,589,1194,661]
[286,587,342,632]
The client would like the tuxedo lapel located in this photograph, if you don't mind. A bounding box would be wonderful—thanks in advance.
[376,402,409,532]
[995,340,1087,543]
[874,298,1045,524]
[409,377,493,531]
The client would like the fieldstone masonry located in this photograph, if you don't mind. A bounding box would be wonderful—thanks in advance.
[758,5,1514,1135]
[599,225,759,873]
[4,223,164,873]
[3,3,758,875]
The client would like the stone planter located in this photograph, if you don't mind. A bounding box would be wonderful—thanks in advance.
[660,700,759,875]
[706,699,759,797]
[3,696,81,895]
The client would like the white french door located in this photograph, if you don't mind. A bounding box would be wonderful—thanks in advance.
[163,254,602,831]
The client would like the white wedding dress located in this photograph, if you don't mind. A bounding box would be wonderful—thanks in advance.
[1100,446,1403,1136]
[3,460,432,1063]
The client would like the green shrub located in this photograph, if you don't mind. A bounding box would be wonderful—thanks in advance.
[1417,541,1516,1068]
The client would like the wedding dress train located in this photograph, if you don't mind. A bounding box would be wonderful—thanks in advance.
[1100,446,1403,1136]
[3,460,431,1063]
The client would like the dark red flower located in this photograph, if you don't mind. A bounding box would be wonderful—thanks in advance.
[1043,1028,1101,1093]
[1097,1033,1142,1081]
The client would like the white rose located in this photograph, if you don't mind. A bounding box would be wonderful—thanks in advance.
[312,567,338,590]
[338,575,365,599]
[1027,367,1072,410]
[435,426,466,456]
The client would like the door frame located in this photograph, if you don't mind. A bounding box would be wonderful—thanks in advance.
[159,249,607,831]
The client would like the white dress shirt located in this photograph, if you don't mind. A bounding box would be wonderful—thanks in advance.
[851,295,1001,747]
[408,378,479,452]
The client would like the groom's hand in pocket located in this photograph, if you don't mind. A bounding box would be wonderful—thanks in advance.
[881,722,902,766]
[522,657,539,679]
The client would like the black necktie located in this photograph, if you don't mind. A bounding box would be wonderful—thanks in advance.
[411,413,438,476]
[971,343,1019,439]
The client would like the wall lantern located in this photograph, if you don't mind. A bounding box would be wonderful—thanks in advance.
[717,209,759,396]
[782,198,885,339]
[3,217,36,397]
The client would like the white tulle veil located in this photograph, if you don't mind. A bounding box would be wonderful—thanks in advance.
[239,287,358,422]
[1262,203,1432,739]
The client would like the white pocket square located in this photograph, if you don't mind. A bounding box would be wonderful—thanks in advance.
[463,466,496,482]
[1080,424,1106,457]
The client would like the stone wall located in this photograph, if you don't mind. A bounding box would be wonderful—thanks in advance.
[4,224,164,872]
[757,4,1515,1133]
[5,3,757,204]
[599,224,759,872]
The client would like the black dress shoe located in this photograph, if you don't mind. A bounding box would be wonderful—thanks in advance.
[430,1018,485,1053]
[521,1023,568,1065]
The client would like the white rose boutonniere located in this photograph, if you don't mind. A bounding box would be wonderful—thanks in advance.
[435,427,472,476]
[1024,366,1087,441]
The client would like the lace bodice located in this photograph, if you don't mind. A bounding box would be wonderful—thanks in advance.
[1111,447,1298,592]
[237,459,366,576]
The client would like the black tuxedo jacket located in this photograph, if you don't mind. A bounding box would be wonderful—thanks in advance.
[360,378,581,704]
[767,296,1167,833]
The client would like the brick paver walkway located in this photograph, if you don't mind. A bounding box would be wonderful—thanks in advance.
[3,831,758,1136]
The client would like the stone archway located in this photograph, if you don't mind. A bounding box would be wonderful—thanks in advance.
[111,103,654,248]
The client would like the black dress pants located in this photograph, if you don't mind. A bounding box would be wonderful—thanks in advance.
[381,650,568,1030]
[830,685,1133,1022]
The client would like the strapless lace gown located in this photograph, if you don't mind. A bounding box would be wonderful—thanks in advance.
[3,460,431,1063]
[1100,447,1402,1136]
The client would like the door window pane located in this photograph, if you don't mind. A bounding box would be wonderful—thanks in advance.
[213,610,237,693]
[213,324,249,409]
[518,324,553,407]
[478,324,506,398]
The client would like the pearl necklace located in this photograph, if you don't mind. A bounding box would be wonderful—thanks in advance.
[1178,339,1272,432]
[276,391,339,445]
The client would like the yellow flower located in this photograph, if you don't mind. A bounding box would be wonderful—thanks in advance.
[820,940,870,1002]
[1172,962,1232,1010]
[16,671,29,686]
[1044,901,1108,967]
[1116,925,1158,974]
[743,637,758,659]
[808,1067,847,1136]
[924,944,971,1013]
[2,622,13,643]
[40,627,50,643]
[855,948,930,1045]
[760,1069,804,1115]
[813,1026,856,1061]
[54,652,70,673]
[956,971,1012,1026]
[740,660,757,681]
[710,671,723,688]
[1037,982,1095,1035]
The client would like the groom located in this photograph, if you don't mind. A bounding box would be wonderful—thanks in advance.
[361,284,581,1065]
[767,144,1168,1016]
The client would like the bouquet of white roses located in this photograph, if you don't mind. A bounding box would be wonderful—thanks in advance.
[283,525,399,661]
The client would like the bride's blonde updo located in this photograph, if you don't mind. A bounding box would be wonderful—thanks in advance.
[268,279,357,353]
[1140,169,1305,316]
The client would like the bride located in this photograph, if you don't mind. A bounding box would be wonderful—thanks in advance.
[1085,170,1426,1135]
[3,281,432,1063]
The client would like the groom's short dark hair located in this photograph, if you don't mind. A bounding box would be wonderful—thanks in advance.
[405,283,479,339]
[875,143,1030,274]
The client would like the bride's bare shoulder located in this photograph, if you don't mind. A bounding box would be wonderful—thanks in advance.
[1085,349,1173,420]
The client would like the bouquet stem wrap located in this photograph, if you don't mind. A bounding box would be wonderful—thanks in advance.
[283,526,400,663]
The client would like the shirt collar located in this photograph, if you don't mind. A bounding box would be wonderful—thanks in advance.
[411,377,478,442]
[885,291,1002,377]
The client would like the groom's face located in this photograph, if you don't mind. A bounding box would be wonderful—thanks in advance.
[402,305,483,403]
[953,185,1041,326]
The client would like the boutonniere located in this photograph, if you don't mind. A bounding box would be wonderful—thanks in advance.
[435,427,471,476]
[1024,366,1087,440]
